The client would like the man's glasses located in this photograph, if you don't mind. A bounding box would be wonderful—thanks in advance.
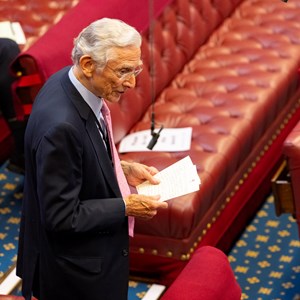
[107,65,143,81]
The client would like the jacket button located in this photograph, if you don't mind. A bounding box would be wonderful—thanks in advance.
[122,249,128,257]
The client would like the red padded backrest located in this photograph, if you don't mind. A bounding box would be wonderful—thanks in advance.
[110,0,245,143]
[160,246,242,300]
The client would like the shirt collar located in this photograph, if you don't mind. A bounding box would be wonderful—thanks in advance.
[68,67,103,119]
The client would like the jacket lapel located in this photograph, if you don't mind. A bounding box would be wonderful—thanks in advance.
[60,67,122,196]
[85,115,121,195]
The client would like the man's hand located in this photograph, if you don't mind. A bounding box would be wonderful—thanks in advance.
[121,161,160,187]
[124,194,168,220]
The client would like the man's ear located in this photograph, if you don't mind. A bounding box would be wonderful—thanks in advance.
[79,55,95,77]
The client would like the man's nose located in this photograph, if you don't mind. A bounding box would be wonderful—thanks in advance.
[123,75,136,89]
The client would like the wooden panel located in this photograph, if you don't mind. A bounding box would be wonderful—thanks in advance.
[272,160,295,216]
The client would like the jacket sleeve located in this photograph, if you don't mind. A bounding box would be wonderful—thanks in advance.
[35,122,126,233]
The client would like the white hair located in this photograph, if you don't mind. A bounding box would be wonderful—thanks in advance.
[71,18,142,69]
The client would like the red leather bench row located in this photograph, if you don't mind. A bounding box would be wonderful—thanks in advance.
[160,246,241,300]
[6,0,300,284]
[120,0,300,281]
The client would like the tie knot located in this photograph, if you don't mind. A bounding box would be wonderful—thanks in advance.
[100,102,107,115]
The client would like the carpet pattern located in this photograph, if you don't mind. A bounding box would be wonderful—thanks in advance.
[229,195,300,300]
[0,165,23,279]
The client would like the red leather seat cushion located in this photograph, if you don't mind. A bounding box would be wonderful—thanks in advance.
[160,246,242,300]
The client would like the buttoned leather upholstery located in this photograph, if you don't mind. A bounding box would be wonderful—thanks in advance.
[121,0,300,262]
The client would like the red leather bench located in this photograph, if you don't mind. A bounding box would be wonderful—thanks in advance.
[160,246,241,300]
[7,0,300,285]
[125,0,300,282]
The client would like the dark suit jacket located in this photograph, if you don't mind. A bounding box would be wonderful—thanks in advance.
[17,67,130,300]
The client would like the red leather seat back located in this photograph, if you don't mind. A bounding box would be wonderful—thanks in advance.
[160,246,242,300]
[110,0,245,142]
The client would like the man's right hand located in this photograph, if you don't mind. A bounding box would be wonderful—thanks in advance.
[124,194,168,220]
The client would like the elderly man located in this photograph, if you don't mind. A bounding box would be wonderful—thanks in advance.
[17,18,167,300]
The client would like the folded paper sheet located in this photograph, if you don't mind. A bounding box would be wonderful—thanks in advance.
[118,127,192,153]
[136,156,201,201]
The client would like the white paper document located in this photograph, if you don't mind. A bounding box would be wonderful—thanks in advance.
[118,127,192,153]
[0,21,26,45]
[136,156,201,202]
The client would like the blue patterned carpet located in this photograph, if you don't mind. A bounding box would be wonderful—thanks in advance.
[229,196,300,300]
[0,164,23,278]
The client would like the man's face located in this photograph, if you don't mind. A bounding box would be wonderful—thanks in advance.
[91,46,142,103]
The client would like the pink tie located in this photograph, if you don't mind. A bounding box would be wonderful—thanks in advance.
[101,102,135,237]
